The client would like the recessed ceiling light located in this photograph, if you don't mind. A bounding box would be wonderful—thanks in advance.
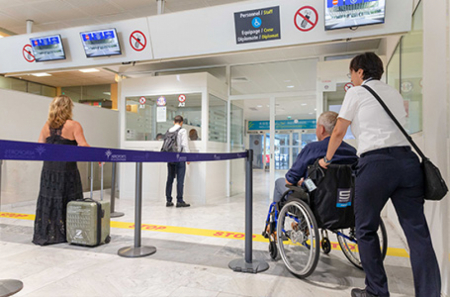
[309,112,314,115]
[79,68,99,73]
[256,105,262,108]
[301,103,307,106]
[287,85,295,88]
[32,73,51,77]
[314,108,317,111]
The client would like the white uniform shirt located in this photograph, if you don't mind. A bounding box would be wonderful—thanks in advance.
[338,79,409,156]
[168,124,189,153]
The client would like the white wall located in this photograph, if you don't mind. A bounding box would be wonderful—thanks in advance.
[0,89,119,205]
[118,73,232,203]
[422,0,450,295]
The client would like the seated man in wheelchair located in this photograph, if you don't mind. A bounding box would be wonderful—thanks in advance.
[263,111,358,237]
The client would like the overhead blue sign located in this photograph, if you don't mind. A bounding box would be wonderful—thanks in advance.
[248,119,316,131]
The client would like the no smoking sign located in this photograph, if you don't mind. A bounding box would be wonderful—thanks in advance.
[139,96,146,104]
[294,6,318,32]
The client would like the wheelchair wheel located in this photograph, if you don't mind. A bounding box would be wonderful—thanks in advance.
[321,237,331,254]
[337,218,388,270]
[277,198,320,278]
[269,240,278,260]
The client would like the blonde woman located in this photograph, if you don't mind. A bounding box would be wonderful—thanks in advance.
[33,95,89,245]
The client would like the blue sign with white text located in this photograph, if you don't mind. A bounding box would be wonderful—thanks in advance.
[248,120,316,131]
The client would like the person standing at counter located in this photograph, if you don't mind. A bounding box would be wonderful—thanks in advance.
[319,53,440,297]
[33,95,90,246]
[163,115,191,208]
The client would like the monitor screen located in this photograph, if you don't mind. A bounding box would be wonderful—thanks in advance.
[325,0,386,31]
[80,28,122,58]
[30,34,66,62]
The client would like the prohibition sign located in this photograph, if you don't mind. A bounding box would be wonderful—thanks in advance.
[294,6,318,32]
[139,96,146,104]
[129,30,147,52]
[23,44,35,62]
[344,82,354,92]
[178,94,186,103]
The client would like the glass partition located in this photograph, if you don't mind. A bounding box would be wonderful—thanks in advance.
[386,2,423,134]
[230,102,244,150]
[208,94,227,143]
[0,75,56,97]
[400,2,423,134]
[125,93,202,141]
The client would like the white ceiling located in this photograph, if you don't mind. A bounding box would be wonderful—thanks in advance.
[0,0,382,91]
[0,0,247,35]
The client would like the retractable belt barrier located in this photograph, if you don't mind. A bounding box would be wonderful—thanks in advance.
[0,139,246,162]
[0,139,268,273]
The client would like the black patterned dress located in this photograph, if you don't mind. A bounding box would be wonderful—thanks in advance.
[32,125,83,245]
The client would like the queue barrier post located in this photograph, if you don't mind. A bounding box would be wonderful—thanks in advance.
[110,162,124,218]
[118,162,156,257]
[228,149,269,273]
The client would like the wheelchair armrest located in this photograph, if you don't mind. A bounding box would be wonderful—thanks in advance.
[285,184,305,193]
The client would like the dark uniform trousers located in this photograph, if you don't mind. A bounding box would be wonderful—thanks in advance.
[355,146,441,297]
[165,162,186,203]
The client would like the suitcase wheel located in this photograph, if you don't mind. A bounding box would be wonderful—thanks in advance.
[105,235,111,244]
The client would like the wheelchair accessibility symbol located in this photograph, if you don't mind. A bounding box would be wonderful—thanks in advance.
[252,17,262,28]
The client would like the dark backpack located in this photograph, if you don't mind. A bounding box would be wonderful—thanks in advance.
[161,127,181,152]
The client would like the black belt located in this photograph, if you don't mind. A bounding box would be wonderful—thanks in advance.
[361,146,411,158]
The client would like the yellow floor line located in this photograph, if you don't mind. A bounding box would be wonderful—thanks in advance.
[0,211,409,258]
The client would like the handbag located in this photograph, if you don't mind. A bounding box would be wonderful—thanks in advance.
[362,85,448,201]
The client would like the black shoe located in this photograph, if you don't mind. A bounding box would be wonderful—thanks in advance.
[166,202,174,207]
[351,288,378,297]
[176,201,190,207]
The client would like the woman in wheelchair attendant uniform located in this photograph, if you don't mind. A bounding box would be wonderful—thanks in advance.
[319,53,440,297]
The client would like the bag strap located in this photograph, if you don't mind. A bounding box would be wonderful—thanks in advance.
[361,85,427,161]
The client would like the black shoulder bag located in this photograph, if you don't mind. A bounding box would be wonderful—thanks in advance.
[362,84,448,201]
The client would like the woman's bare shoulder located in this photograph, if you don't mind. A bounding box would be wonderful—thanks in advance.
[65,120,82,128]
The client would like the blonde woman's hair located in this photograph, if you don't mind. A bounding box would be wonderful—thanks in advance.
[48,95,74,129]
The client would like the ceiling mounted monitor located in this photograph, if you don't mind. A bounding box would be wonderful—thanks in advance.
[80,28,122,58]
[30,34,66,62]
[325,0,386,31]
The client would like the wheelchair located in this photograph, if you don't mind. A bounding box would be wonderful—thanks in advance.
[262,164,388,279]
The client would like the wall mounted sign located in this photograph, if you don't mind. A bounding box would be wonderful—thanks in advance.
[129,30,147,51]
[157,106,167,122]
[248,119,316,131]
[234,6,281,44]
[22,44,35,63]
[156,96,166,106]
[294,6,318,32]
[344,82,354,92]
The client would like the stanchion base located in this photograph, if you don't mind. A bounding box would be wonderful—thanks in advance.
[228,259,269,274]
[118,246,156,258]
[0,279,23,297]
[110,212,125,218]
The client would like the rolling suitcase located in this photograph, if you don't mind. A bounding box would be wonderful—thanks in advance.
[67,162,111,246]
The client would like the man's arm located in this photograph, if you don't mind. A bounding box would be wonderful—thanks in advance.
[285,146,310,185]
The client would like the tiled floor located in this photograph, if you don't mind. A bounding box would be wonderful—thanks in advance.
[0,170,414,297]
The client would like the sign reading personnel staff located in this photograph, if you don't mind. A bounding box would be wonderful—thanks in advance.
[234,6,281,44]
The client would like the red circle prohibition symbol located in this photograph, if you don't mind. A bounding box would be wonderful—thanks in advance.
[129,30,147,52]
[294,6,318,32]
[344,82,354,92]
[178,94,186,103]
[23,44,35,62]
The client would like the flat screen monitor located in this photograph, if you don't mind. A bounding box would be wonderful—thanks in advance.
[325,0,386,31]
[30,34,66,62]
[80,28,121,58]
